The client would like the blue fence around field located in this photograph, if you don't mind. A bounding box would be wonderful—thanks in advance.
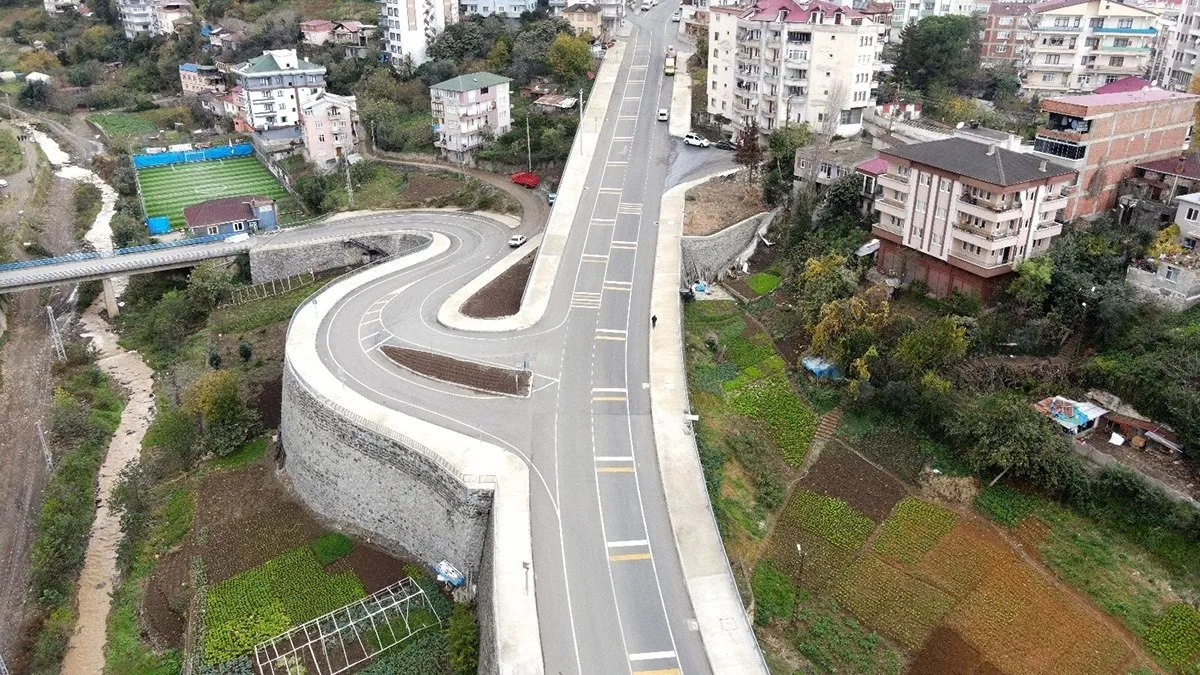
[132,143,255,170]
[0,234,233,272]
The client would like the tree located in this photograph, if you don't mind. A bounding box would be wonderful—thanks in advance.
[949,392,1072,486]
[18,80,50,108]
[1147,223,1184,258]
[548,34,593,84]
[429,22,487,62]
[486,39,511,72]
[185,260,234,309]
[890,15,981,93]
[208,344,222,370]
[1008,256,1054,306]
[810,285,893,384]
[238,340,253,363]
[820,173,864,223]
[183,370,258,458]
[142,404,198,473]
[794,253,856,327]
[418,59,460,88]
[763,124,811,205]
[111,212,148,249]
[734,118,764,181]
[18,50,63,75]
[893,316,968,376]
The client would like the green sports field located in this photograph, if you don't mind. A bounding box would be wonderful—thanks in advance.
[137,157,292,229]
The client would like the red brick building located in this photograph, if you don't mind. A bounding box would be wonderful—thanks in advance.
[1032,88,1200,220]
[981,2,1034,66]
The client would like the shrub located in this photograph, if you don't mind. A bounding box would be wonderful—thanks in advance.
[975,484,1046,527]
[447,603,479,675]
[746,272,782,296]
[312,531,354,565]
[1145,603,1200,668]
[752,559,797,625]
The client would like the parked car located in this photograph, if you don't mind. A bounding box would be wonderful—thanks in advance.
[683,132,710,147]
[0,179,8,188]
[657,108,669,122]
[508,234,528,248]
[714,138,737,151]
[671,9,681,21]
[547,191,557,205]
[511,171,540,189]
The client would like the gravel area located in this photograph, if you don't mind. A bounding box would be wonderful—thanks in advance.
[461,250,536,319]
[380,345,531,396]
[683,171,767,236]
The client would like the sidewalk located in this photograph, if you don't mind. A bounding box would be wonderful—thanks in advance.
[649,168,767,674]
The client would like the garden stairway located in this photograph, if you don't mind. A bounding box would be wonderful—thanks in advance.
[805,408,843,464]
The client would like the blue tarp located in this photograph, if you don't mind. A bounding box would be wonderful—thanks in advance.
[146,216,171,235]
[802,356,842,381]
[132,143,254,169]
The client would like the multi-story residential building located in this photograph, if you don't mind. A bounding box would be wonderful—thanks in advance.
[551,0,622,32]
[154,0,191,34]
[179,63,226,96]
[430,72,512,163]
[707,0,884,138]
[1126,191,1200,308]
[794,137,878,191]
[1023,0,1159,95]
[231,50,327,132]
[379,0,457,68]
[301,93,360,168]
[889,0,987,32]
[872,137,1076,298]
[1031,87,1198,219]
[43,0,81,14]
[1149,0,1198,90]
[117,0,191,37]
[563,3,604,37]
[461,0,536,16]
[981,2,1034,66]
[302,20,376,57]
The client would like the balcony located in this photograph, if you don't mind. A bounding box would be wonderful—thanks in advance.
[878,173,910,190]
[1038,24,1080,33]
[1041,192,1069,211]
[958,193,1022,219]
[873,215,903,234]
[953,222,1021,248]
[1098,45,1152,53]
[949,247,1013,270]
[1092,26,1157,35]
[1033,61,1076,71]
[1034,220,1065,237]
[876,197,908,218]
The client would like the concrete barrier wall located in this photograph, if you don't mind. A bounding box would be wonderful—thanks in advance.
[281,368,494,570]
[681,207,779,283]
[249,232,430,284]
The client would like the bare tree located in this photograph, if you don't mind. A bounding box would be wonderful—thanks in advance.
[735,117,765,181]
[800,79,850,202]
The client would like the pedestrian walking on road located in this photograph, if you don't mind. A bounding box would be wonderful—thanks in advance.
[651,315,658,328]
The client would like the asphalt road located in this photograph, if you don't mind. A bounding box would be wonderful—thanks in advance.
[311,9,733,673]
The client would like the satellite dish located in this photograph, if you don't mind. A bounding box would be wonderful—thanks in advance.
[956,121,965,129]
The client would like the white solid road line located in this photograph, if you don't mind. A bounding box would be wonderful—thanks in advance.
[606,539,649,548]
[594,455,634,462]
[628,651,677,662]
[591,387,628,393]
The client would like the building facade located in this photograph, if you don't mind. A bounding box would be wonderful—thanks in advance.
[562,3,604,36]
[183,195,278,238]
[1023,0,1159,95]
[154,0,191,34]
[1126,191,1200,308]
[872,137,1076,298]
[301,93,360,168]
[117,0,191,37]
[231,50,328,132]
[1149,0,1199,90]
[464,0,538,15]
[889,0,987,32]
[379,0,458,68]
[179,63,226,96]
[707,0,884,138]
[431,72,512,163]
[1031,87,1199,220]
[981,2,1034,66]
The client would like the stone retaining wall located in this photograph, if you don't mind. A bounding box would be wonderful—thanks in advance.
[280,367,494,573]
[681,208,780,283]
[249,232,430,284]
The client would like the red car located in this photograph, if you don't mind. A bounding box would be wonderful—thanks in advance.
[511,171,540,189]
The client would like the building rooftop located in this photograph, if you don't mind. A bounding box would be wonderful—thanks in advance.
[739,0,865,22]
[180,62,198,72]
[233,50,324,74]
[1137,152,1200,181]
[183,195,273,229]
[1093,75,1151,94]
[432,71,511,93]
[801,138,877,167]
[1029,0,1155,12]
[855,1,893,14]
[987,1,1032,15]
[857,156,888,176]
[563,3,601,12]
[301,19,333,31]
[881,137,1075,187]
[1044,87,1197,111]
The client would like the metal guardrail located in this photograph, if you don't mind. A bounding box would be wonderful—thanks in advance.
[284,236,499,491]
[0,233,232,272]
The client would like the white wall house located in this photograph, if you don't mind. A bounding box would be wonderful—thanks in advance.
[379,0,458,68]
[231,50,328,132]
[1023,0,1159,95]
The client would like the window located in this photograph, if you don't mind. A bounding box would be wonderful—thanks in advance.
[480,86,489,94]
[935,207,947,220]
[1117,18,1133,28]
[1187,207,1199,221]
[940,180,951,192]
[315,120,323,128]
[1184,237,1197,251]
[920,174,932,186]
[997,45,1008,53]
[318,134,325,142]
[1166,265,1181,282]
[1053,17,1070,27]
[799,159,810,169]
[997,30,1010,39]
[233,222,245,232]
[897,166,911,177]
[1077,74,1091,85]
[207,226,219,235]
[916,199,927,212]
[1085,37,1099,48]
[999,16,1012,26]
[1042,73,1056,82]
[1109,56,1125,67]
[787,49,808,60]
[932,233,942,245]
[1113,38,1131,47]
[1045,54,1061,64]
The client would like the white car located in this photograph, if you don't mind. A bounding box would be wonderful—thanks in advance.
[683,132,710,147]
[657,108,669,122]
[671,10,681,21]
[508,234,528,248]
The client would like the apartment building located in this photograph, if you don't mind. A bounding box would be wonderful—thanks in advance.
[1023,0,1159,95]
[179,63,226,96]
[117,0,191,37]
[231,50,327,132]
[872,137,1076,298]
[707,0,883,138]
[981,2,1034,66]
[379,0,457,68]
[890,0,988,32]
[430,72,512,164]
[1031,87,1198,219]
[154,0,191,34]
[302,20,376,57]
[301,93,360,169]
[1149,0,1199,90]
[461,0,537,16]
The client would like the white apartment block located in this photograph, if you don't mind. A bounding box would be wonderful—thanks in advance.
[1149,0,1200,90]
[231,50,327,131]
[379,0,458,68]
[890,0,988,31]
[464,0,538,16]
[1023,0,1159,95]
[117,0,191,37]
[707,0,884,138]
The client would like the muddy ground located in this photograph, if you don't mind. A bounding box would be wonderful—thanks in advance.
[381,345,531,396]
[461,250,536,319]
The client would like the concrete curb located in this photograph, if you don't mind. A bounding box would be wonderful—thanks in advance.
[649,167,767,674]
[438,233,545,327]
[286,236,543,675]
[437,40,627,332]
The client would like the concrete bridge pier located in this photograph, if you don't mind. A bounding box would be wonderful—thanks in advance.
[101,277,120,317]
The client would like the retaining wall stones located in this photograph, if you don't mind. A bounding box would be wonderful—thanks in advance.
[281,367,494,573]
[249,232,431,285]
[681,208,780,283]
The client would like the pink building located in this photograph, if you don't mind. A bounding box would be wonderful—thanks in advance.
[301,92,359,169]
[430,72,512,164]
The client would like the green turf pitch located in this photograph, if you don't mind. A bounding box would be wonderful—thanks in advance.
[138,157,289,229]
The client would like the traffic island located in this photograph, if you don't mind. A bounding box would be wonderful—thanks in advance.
[461,249,537,319]
[380,345,532,397]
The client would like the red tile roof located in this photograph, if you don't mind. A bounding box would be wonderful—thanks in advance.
[1093,76,1151,94]
[183,195,273,229]
[1137,152,1200,181]
[741,0,864,22]
[856,156,888,176]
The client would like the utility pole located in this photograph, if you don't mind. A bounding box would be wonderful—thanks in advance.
[525,115,532,173]
[344,161,355,209]
[35,420,52,470]
[579,88,584,127]
[45,305,65,362]
[371,119,376,151]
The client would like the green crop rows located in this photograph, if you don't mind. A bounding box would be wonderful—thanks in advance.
[204,546,365,664]
[1144,603,1200,668]
[729,375,818,466]
[745,272,781,296]
[784,489,875,551]
[138,158,290,229]
[872,498,957,565]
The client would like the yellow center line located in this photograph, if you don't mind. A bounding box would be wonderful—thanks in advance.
[632,669,681,675]
[596,466,635,473]
[610,552,652,562]
[592,396,627,402]
[595,335,626,341]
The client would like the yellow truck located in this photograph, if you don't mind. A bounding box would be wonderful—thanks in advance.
[664,47,677,76]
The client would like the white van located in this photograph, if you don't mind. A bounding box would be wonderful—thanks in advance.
[640,0,652,10]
